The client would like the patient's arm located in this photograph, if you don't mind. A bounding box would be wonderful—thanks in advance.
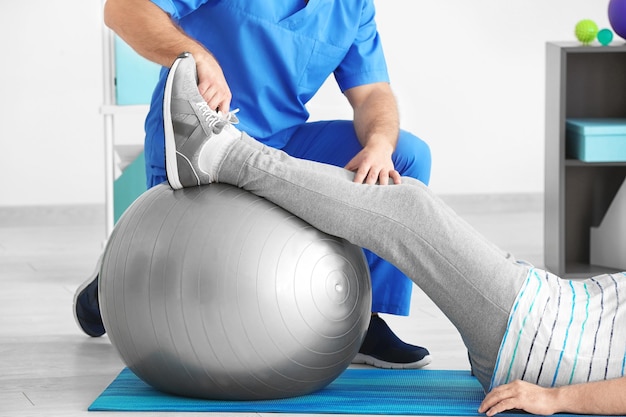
[479,377,626,416]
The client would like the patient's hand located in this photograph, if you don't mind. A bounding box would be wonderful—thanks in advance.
[479,380,559,416]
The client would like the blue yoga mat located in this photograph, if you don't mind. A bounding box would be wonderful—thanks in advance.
[90,368,484,415]
[89,368,605,416]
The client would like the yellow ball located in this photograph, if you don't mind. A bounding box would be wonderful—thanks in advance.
[575,19,599,44]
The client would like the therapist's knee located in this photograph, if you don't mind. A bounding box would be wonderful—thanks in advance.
[393,130,432,185]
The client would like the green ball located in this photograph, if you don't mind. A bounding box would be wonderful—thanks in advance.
[575,19,599,44]
[597,28,614,46]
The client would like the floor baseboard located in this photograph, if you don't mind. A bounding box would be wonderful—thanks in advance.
[0,193,544,227]
[0,204,105,227]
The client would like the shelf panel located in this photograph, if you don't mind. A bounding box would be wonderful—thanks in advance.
[563,261,622,280]
[551,42,626,53]
[101,104,150,115]
[565,159,626,167]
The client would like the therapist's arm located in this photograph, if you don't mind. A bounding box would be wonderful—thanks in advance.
[480,377,626,416]
[104,0,232,112]
[343,82,401,186]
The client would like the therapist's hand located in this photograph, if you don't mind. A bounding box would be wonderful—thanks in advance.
[194,52,232,114]
[344,83,401,185]
[345,141,401,185]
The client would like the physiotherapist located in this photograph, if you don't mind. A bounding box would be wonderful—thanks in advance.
[87,0,434,369]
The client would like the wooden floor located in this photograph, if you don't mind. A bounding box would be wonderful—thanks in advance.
[0,194,544,417]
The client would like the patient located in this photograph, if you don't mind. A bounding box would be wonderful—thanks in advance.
[165,52,626,416]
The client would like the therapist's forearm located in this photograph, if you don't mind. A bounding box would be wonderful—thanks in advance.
[350,83,399,153]
[104,0,208,67]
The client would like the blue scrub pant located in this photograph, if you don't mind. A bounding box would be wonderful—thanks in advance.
[147,120,431,316]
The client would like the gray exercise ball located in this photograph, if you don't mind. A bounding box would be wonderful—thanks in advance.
[99,183,371,400]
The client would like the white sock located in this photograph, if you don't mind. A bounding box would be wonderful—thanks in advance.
[197,125,240,182]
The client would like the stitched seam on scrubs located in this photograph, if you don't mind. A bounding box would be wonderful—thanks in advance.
[217,1,347,47]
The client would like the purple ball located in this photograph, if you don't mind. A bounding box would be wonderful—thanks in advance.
[609,0,626,40]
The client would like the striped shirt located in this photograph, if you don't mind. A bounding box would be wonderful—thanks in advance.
[491,268,626,389]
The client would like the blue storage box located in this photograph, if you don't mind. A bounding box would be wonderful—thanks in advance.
[566,118,626,162]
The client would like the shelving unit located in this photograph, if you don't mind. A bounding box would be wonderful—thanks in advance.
[101,21,161,238]
[544,41,626,279]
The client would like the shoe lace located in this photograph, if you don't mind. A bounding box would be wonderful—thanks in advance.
[196,102,239,131]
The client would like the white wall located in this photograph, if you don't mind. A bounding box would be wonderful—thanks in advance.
[0,0,617,206]
[0,1,104,207]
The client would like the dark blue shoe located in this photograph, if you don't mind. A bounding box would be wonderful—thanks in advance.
[352,315,432,369]
[73,259,105,337]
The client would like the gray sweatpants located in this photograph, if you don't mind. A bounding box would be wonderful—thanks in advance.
[215,133,530,390]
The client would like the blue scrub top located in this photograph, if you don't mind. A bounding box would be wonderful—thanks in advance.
[144,0,390,178]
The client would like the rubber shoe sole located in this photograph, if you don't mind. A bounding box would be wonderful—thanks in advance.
[352,352,432,369]
[163,52,187,190]
[72,259,105,337]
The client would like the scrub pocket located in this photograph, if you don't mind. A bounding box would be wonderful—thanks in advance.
[297,40,347,92]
